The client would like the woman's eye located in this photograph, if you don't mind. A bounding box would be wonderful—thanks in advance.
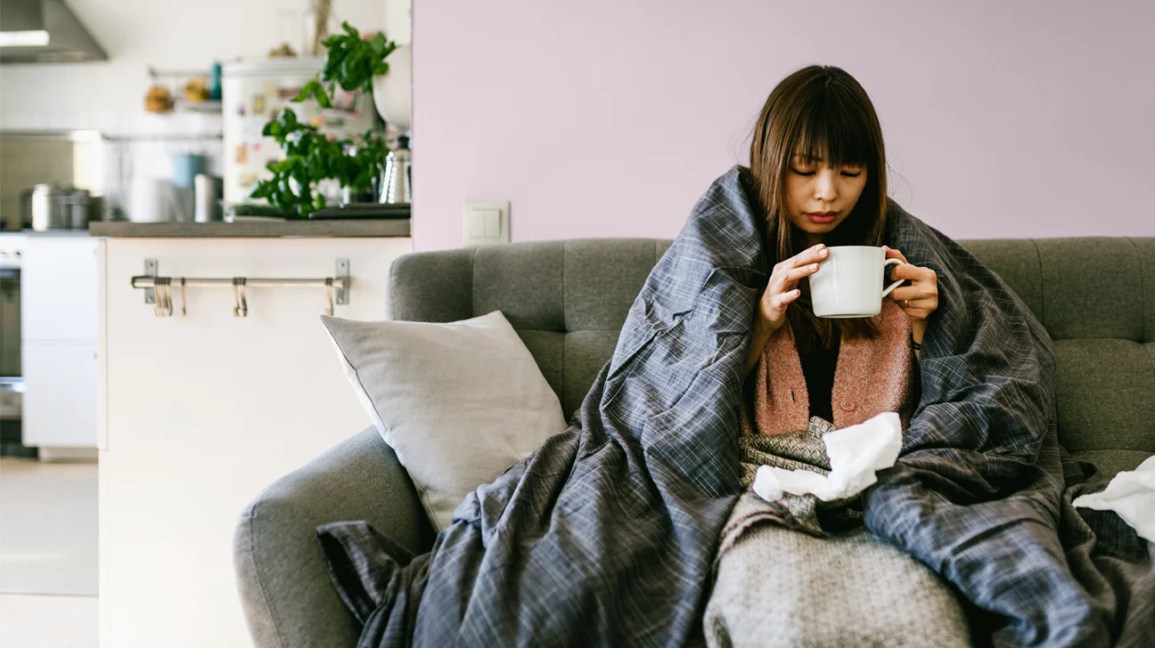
[790,168,815,176]
[841,171,862,178]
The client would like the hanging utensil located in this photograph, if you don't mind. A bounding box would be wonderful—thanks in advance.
[152,275,164,317]
[323,277,334,316]
[154,277,173,317]
[232,278,247,317]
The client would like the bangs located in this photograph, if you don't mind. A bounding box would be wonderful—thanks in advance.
[789,88,875,169]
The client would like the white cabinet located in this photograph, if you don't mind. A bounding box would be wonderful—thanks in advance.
[21,235,100,448]
[21,342,98,446]
[22,236,100,341]
[99,235,412,648]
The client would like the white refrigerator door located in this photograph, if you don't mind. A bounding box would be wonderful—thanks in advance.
[221,58,379,204]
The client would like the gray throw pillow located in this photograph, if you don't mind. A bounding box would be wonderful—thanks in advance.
[320,310,568,530]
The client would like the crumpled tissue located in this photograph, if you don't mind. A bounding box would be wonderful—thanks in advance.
[752,411,903,503]
[1072,455,1155,543]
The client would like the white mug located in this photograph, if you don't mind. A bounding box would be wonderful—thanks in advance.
[810,246,904,318]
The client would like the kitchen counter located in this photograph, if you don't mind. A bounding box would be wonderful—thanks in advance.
[15,229,92,237]
[89,219,410,238]
[98,233,413,646]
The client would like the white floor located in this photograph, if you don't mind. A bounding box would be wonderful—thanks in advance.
[0,457,98,647]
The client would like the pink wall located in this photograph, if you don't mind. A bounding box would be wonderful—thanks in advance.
[413,0,1155,251]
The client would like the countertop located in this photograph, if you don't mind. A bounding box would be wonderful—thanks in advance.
[88,219,410,238]
[5,229,89,237]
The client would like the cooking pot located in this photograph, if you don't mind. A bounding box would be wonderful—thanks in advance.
[26,184,94,231]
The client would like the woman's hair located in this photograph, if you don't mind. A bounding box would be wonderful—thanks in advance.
[748,65,888,353]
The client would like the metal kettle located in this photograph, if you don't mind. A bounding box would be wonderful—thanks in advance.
[380,135,411,205]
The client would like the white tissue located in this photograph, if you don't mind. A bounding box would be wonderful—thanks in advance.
[1072,455,1155,543]
[752,412,903,503]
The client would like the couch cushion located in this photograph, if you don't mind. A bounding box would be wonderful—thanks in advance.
[1055,339,1155,454]
[1070,449,1153,479]
[473,245,565,331]
[563,330,621,415]
[961,239,1044,320]
[564,240,672,332]
[1139,238,1155,344]
[1036,238,1145,342]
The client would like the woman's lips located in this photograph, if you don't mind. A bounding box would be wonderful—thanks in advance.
[806,212,837,224]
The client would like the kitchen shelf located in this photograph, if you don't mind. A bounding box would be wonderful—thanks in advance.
[89,219,410,238]
[174,99,222,114]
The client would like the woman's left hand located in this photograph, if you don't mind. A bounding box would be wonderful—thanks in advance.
[883,246,938,341]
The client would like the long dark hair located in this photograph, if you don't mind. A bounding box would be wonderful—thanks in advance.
[748,65,888,353]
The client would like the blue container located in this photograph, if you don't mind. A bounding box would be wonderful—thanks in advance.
[209,63,222,101]
[171,154,206,188]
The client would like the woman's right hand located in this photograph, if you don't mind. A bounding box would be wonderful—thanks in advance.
[754,243,828,334]
[746,243,828,373]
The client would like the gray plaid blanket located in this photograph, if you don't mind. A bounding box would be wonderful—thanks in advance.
[317,166,1153,647]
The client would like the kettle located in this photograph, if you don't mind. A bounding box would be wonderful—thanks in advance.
[380,135,412,205]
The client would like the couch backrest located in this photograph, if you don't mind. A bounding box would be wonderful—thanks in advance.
[389,237,1154,464]
[963,238,1155,471]
[390,240,672,415]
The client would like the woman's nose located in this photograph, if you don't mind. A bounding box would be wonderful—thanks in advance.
[814,170,837,201]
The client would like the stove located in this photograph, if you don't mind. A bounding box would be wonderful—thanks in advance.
[0,234,25,434]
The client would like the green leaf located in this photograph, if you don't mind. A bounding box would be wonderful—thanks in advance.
[267,159,293,173]
[251,20,397,216]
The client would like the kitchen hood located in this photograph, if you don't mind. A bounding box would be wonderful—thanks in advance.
[0,0,107,63]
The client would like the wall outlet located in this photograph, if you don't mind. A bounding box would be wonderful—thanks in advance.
[462,200,510,246]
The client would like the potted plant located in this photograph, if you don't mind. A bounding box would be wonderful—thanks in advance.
[249,22,399,217]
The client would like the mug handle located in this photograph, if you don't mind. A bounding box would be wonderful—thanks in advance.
[881,258,905,297]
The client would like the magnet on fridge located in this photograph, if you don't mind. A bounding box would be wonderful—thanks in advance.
[235,145,248,164]
[252,94,266,116]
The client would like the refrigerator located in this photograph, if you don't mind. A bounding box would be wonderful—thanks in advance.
[221,57,378,204]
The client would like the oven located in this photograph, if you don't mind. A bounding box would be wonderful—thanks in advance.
[0,234,24,454]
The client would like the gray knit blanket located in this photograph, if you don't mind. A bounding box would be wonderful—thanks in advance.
[732,416,866,537]
[705,492,972,648]
[316,166,1154,647]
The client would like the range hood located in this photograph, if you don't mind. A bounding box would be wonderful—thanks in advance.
[0,0,107,63]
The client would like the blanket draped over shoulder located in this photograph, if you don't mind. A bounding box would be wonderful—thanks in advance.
[317,167,1154,647]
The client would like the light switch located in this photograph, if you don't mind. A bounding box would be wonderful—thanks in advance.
[468,211,488,237]
[478,209,501,237]
[462,201,510,247]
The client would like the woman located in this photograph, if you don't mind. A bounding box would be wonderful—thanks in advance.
[743,65,938,426]
[709,65,1136,648]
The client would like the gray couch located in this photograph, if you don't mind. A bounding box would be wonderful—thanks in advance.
[235,237,1155,647]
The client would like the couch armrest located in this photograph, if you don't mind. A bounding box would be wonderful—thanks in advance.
[234,428,437,648]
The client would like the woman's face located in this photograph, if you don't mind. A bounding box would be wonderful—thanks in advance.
[784,153,868,244]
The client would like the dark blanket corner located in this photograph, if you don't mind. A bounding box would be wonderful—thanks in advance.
[316,167,1155,648]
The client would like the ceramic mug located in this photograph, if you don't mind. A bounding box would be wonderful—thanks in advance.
[810,246,904,318]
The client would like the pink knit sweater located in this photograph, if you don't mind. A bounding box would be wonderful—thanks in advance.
[741,301,917,436]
